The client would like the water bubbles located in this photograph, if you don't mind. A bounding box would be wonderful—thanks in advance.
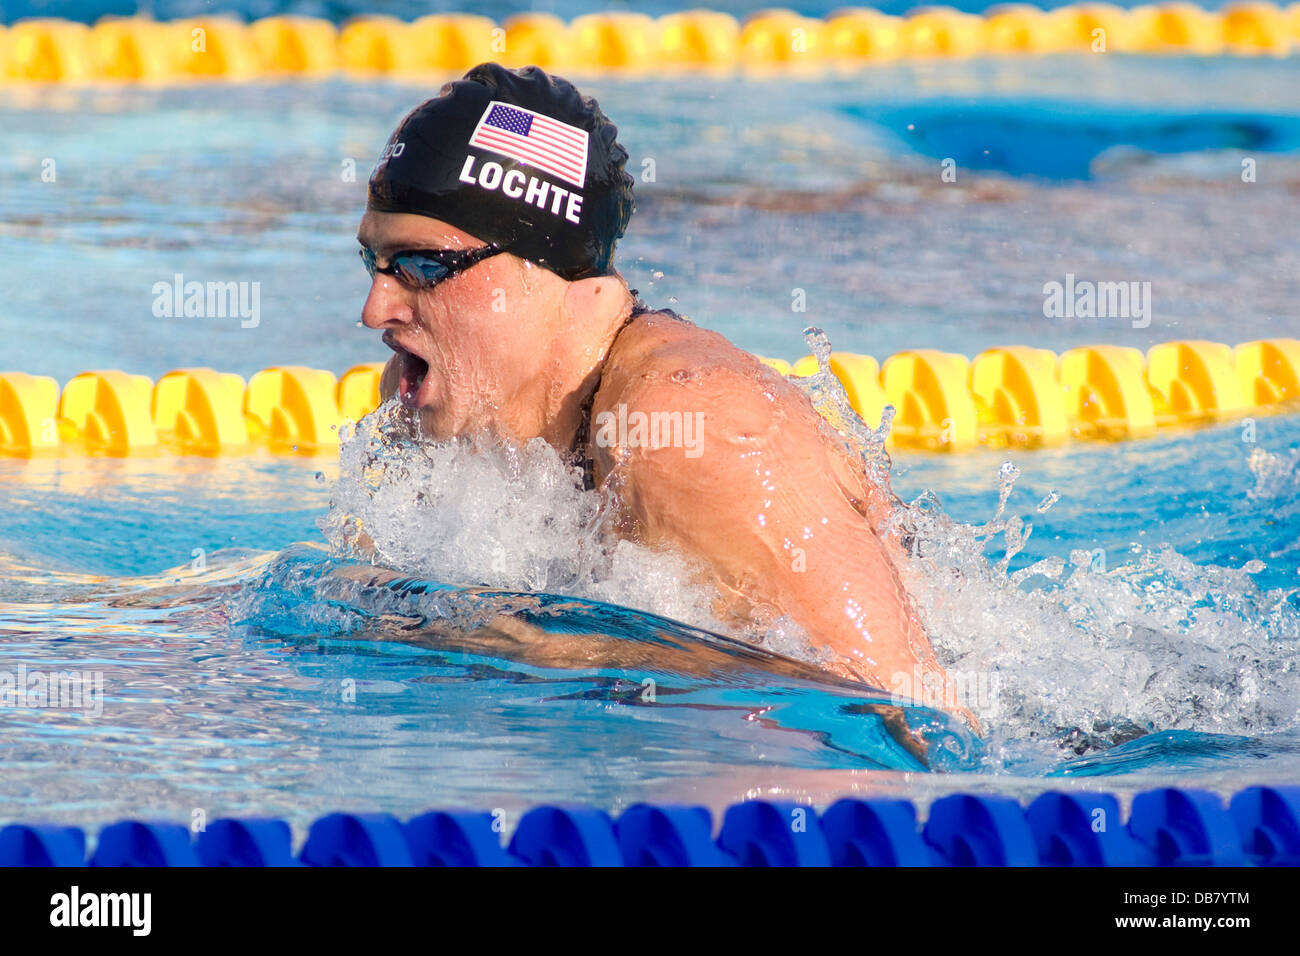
[878,404,897,437]
[789,328,894,490]
[988,461,1021,527]
[801,326,833,366]
[314,471,326,485]
[997,514,1031,572]
[1036,490,1061,513]
[898,469,1300,767]
[320,400,739,639]
[1247,446,1300,502]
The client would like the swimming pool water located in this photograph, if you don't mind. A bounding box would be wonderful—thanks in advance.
[2,55,1300,835]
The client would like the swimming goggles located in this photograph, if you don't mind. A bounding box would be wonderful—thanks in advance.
[359,244,505,290]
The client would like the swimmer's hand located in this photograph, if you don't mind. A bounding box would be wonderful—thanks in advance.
[831,656,983,737]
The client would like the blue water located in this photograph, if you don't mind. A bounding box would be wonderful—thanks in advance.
[2,56,1300,835]
[853,101,1300,178]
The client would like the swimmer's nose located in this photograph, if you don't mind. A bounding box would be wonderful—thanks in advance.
[360,277,416,331]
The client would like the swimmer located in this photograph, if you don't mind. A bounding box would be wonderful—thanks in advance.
[357,63,970,727]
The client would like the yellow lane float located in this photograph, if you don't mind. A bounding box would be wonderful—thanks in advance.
[250,16,339,75]
[881,349,979,451]
[152,369,250,455]
[57,370,158,456]
[337,363,386,425]
[824,8,905,60]
[0,373,61,456]
[1146,340,1249,424]
[244,367,341,454]
[2,6,1298,83]
[971,346,1069,447]
[3,340,1298,458]
[1235,339,1300,405]
[659,10,740,68]
[1058,345,1157,439]
[501,14,574,70]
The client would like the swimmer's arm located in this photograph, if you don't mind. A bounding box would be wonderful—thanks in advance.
[596,362,950,697]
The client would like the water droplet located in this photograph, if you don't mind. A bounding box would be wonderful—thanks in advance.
[801,326,832,367]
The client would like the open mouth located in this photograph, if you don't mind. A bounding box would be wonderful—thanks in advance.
[398,351,430,407]
[383,332,431,408]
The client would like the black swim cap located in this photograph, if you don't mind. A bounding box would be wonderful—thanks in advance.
[367,63,635,282]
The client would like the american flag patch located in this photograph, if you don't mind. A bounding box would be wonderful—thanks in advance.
[468,101,589,189]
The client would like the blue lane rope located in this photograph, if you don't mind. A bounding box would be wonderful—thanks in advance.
[2,787,1298,866]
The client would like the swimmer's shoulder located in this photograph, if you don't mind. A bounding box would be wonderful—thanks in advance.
[595,298,795,431]
[606,298,769,383]
[596,296,876,510]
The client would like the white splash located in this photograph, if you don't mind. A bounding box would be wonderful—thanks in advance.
[787,327,1300,766]
[319,401,813,659]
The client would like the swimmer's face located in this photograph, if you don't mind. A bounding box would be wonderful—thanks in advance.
[357,210,568,440]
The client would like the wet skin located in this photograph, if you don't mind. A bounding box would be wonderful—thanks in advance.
[357,210,971,728]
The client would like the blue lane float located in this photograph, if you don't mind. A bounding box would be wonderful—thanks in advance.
[1025,792,1151,867]
[90,821,200,867]
[821,798,934,867]
[509,806,624,867]
[299,812,414,867]
[5,787,1299,866]
[923,794,1039,866]
[1230,786,1300,867]
[403,810,518,867]
[615,804,735,867]
[0,824,86,867]
[196,819,298,867]
[717,801,832,867]
[1128,788,1246,867]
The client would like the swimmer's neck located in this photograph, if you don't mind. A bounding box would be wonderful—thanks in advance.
[501,279,636,453]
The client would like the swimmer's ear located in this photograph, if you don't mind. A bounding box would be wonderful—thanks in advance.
[561,274,631,332]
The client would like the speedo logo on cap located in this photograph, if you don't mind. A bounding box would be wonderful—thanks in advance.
[370,139,405,178]
[467,101,589,188]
